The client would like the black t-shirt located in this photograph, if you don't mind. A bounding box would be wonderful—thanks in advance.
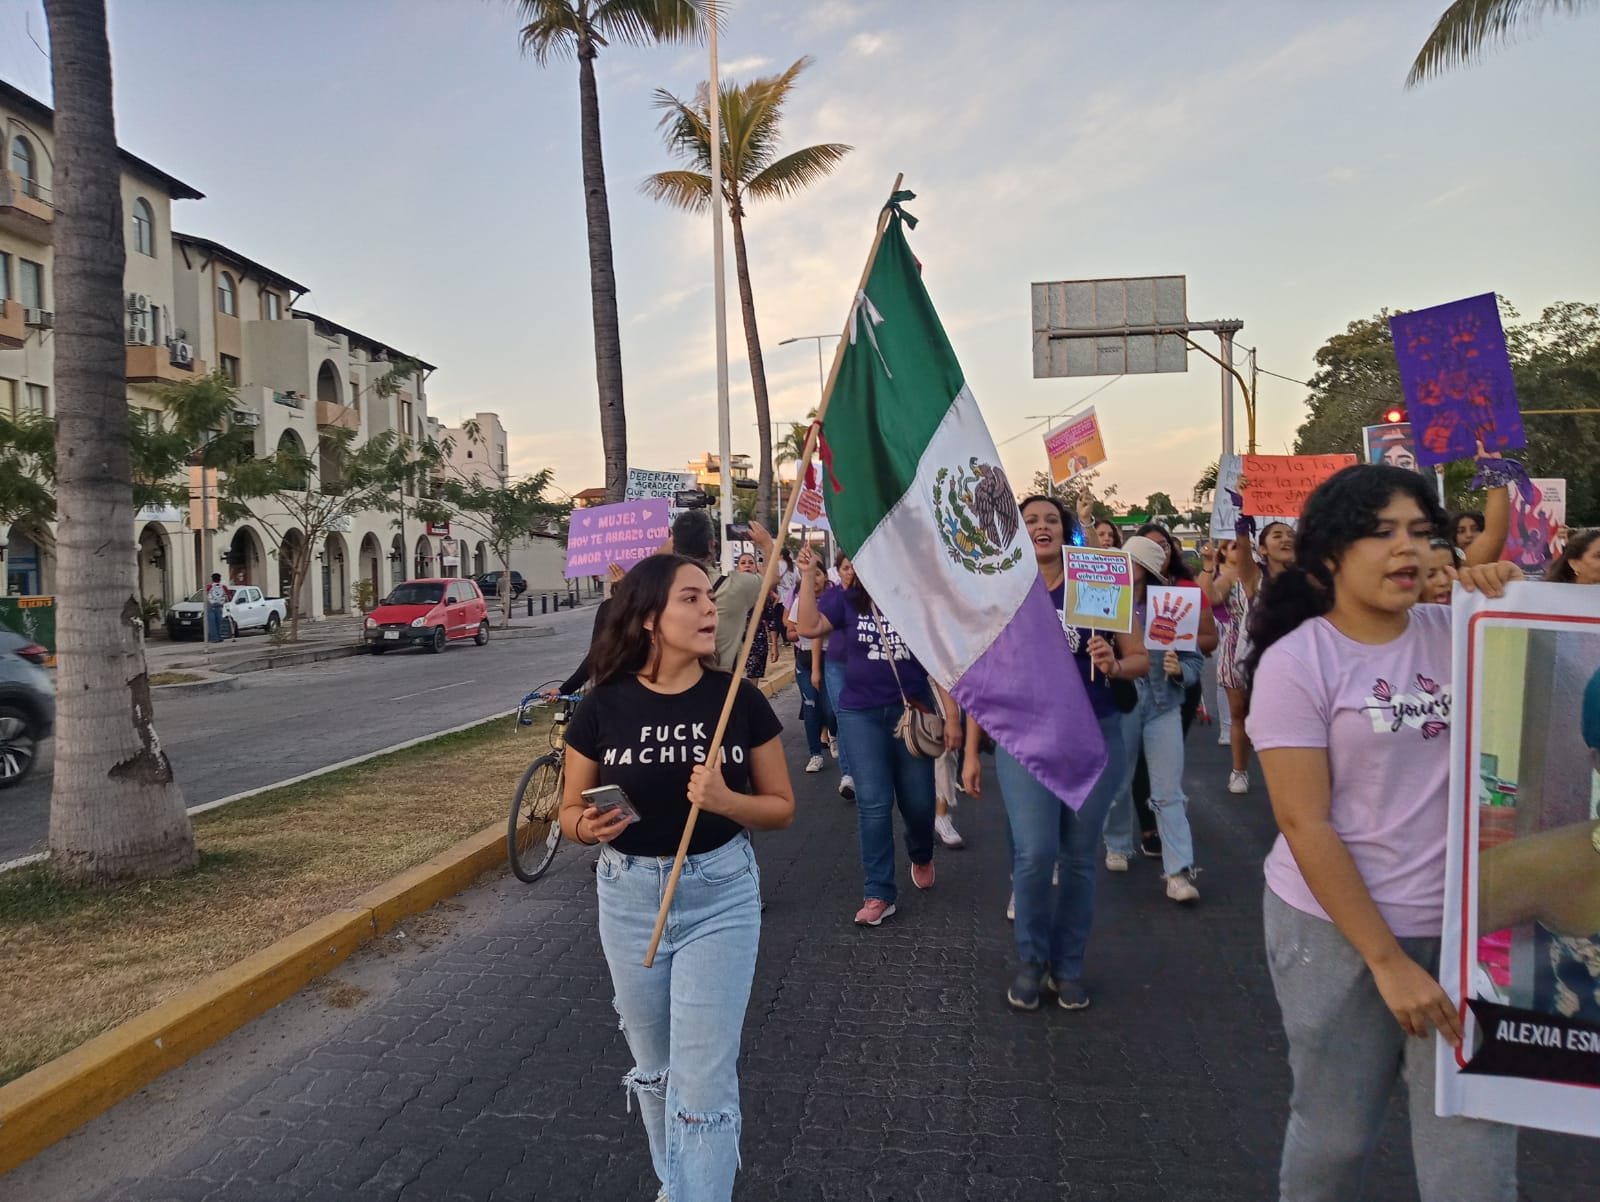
[563,670,784,856]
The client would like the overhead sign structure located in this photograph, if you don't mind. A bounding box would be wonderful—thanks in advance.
[1032,276,1189,378]
[1043,407,1108,484]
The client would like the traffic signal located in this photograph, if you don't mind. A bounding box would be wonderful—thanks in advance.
[1382,406,1406,425]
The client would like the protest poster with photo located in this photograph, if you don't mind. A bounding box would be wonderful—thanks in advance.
[1240,453,1358,517]
[1143,586,1200,649]
[1503,478,1566,577]
[1362,423,1423,474]
[1044,408,1108,485]
[1063,547,1133,633]
[626,467,697,520]
[1210,454,1295,540]
[1390,293,1525,467]
[564,499,670,578]
[1436,583,1600,1138]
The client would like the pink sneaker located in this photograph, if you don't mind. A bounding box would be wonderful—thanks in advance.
[911,861,935,890]
[854,899,896,926]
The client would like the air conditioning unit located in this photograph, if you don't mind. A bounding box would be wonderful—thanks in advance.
[125,292,150,313]
[231,410,261,428]
[126,310,151,344]
[169,340,194,367]
[24,308,53,329]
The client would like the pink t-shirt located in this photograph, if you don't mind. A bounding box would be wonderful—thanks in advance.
[1247,604,1452,937]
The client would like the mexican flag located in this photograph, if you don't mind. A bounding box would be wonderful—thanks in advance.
[822,204,1107,807]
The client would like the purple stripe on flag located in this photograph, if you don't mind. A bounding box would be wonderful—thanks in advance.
[951,576,1107,810]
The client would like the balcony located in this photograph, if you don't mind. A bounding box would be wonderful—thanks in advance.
[316,400,359,432]
[0,170,54,243]
[0,299,24,349]
[126,343,207,385]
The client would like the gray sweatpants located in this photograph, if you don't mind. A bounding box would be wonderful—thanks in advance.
[1263,889,1517,1202]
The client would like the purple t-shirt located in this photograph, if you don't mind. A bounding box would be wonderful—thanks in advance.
[816,588,929,710]
[819,584,851,661]
[1247,604,1453,937]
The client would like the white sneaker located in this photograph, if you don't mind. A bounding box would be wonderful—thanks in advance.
[838,775,855,800]
[1217,731,1231,746]
[1105,850,1130,872]
[1228,770,1249,795]
[828,740,838,760]
[1005,891,1015,921]
[1165,872,1200,903]
[804,754,825,773]
[934,813,964,848]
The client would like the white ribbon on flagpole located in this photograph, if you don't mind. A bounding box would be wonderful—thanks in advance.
[850,289,893,379]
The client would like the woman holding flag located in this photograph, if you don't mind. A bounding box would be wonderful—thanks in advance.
[963,495,1148,1011]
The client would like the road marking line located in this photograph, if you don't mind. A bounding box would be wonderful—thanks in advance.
[390,680,476,702]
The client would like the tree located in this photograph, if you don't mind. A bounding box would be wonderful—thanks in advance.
[1408,0,1597,87]
[515,0,711,502]
[0,408,56,537]
[1290,311,1406,459]
[1025,469,1118,521]
[224,429,407,641]
[643,57,851,530]
[1142,492,1179,522]
[773,408,817,475]
[43,0,197,885]
[437,471,567,626]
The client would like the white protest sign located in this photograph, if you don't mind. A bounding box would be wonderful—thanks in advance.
[1143,586,1200,650]
[626,468,696,520]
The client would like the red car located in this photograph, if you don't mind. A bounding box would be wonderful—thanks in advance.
[364,578,490,654]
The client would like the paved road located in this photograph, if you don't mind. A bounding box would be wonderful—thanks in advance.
[0,605,601,863]
[12,702,1593,1200]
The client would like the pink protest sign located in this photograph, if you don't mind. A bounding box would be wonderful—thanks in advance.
[564,499,670,578]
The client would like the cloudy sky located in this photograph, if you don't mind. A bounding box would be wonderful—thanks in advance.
[4,0,1596,508]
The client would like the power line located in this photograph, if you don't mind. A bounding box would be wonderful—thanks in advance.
[996,374,1124,448]
[1253,364,1399,407]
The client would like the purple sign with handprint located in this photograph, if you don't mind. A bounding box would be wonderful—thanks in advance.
[1389,293,1523,467]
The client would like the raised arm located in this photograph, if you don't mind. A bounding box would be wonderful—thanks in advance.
[1463,484,1510,568]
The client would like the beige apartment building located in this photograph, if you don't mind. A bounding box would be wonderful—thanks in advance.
[433,411,509,489]
[0,77,499,620]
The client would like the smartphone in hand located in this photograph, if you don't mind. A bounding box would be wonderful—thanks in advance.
[581,784,642,825]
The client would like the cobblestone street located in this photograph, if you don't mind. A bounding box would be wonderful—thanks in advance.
[30,690,1598,1201]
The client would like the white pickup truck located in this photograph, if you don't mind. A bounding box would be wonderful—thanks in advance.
[164,585,287,640]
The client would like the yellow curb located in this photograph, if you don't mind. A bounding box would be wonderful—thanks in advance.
[0,663,799,1176]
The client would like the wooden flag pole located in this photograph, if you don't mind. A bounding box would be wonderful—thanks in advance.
[643,173,905,966]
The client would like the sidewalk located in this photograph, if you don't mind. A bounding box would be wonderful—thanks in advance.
[21,693,1595,1200]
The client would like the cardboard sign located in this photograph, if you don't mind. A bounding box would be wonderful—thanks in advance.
[1063,547,1133,633]
[1143,586,1200,649]
[1390,293,1524,467]
[1240,454,1357,516]
[564,499,669,578]
[626,467,697,520]
[1044,407,1108,485]
[1211,454,1295,540]
[1503,478,1565,576]
[1437,583,1600,1137]
[1362,423,1423,474]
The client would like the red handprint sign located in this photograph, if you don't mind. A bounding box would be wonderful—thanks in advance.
[1144,587,1200,648]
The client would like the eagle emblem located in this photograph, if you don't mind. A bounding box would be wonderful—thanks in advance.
[932,458,1025,575]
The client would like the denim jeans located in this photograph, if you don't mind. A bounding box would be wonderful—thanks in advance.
[206,602,226,642]
[1105,694,1195,876]
[821,658,853,779]
[994,710,1123,980]
[794,648,836,757]
[1264,889,1516,1202]
[597,832,762,1202]
[835,703,935,904]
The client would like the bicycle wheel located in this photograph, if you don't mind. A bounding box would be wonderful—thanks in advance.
[508,753,564,882]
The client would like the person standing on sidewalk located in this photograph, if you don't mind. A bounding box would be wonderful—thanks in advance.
[964,495,1147,1011]
[820,555,858,800]
[559,553,794,1202]
[1244,464,1520,1202]
[784,555,837,775]
[794,544,960,927]
[205,573,230,643]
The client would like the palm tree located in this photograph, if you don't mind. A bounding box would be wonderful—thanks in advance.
[514,0,710,502]
[44,0,197,883]
[1408,0,1596,86]
[643,58,851,528]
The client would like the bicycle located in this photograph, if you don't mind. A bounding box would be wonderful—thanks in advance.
[506,686,584,882]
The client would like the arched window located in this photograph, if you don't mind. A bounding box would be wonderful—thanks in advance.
[10,136,38,196]
[131,198,154,256]
[217,271,237,316]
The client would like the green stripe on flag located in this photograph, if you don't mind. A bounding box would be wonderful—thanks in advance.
[823,214,966,556]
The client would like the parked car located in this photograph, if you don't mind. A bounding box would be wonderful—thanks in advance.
[165,585,287,640]
[364,578,489,654]
[477,570,527,600]
[0,628,54,789]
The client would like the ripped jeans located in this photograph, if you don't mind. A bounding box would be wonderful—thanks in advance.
[596,831,761,1202]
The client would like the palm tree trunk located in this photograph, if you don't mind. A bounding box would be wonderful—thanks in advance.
[728,204,773,528]
[44,0,196,884]
[577,47,628,503]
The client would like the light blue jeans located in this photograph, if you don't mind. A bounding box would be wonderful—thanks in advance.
[835,702,936,904]
[597,832,761,1202]
[1105,694,1196,876]
[994,710,1123,981]
[821,658,854,779]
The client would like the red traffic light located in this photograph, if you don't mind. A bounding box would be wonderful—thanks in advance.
[1382,407,1406,424]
